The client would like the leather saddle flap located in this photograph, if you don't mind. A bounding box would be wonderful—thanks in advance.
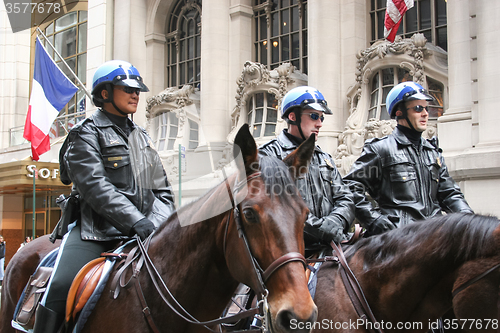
[66,257,106,323]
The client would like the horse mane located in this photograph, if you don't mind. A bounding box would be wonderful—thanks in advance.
[350,213,500,270]
[259,155,301,204]
[155,155,300,233]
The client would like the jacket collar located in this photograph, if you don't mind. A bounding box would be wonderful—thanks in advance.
[92,108,135,129]
[277,129,323,152]
[393,126,434,149]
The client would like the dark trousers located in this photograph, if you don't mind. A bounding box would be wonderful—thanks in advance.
[44,225,117,315]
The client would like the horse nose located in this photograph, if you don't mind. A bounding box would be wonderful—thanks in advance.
[275,305,318,333]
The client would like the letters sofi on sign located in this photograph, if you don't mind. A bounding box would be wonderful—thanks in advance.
[26,165,59,179]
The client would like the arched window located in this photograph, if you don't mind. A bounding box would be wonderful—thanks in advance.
[247,92,278,138]
[253,0,308,73]
[368,68,444,121]
[368,67,412,121]
[151,112,179,151]
[370,0,447,50]
[44,10,87,137]
[166,0,202,88]
[188,119,199,149]
[426,77,444,118]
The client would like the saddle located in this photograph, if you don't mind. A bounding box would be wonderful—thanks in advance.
[65,257,106,324]
[12,247,126,333]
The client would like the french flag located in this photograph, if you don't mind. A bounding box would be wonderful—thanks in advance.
[23,37,78,161]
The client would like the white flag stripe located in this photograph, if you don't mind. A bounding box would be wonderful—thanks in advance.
[29,79,59,135]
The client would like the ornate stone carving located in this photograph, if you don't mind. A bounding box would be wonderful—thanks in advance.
[231,61,296,130]
[335,34,445,175]
[162,155,178,177]
[146,85,195,115]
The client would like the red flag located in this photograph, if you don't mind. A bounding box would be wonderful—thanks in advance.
[384,0,414,42]
[24,37,78,160]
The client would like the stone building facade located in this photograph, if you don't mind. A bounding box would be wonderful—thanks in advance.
[0,0,499,263]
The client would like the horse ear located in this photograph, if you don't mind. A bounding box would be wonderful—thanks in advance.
[234,124,258,175]
[283,133,315,179]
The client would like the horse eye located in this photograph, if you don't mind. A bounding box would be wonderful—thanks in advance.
[242,209,258,223]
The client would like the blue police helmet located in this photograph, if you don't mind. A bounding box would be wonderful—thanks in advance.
[281,86,332,119]
[386,81,434,118]
[92,60,149,94]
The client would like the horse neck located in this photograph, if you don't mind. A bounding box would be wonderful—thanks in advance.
[145,208,238,326]
[351,217,500,321]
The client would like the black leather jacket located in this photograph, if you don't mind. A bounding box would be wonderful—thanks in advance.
[259,130,355,251]
[345,127,473,229]
[59,109,176,241]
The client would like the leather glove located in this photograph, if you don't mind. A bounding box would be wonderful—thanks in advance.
[131,218,156,241]
[327,226,345,244]
[321,218,345,244]
[365,215,396,237]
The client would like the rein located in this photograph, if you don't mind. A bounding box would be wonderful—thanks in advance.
[451,261,500,333]
[308,241,383,333]
[451,262,500,299]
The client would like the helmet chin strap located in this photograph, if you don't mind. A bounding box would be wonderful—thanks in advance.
[401,107,418,132]
[293,109,307,141]
[105,84,128,117]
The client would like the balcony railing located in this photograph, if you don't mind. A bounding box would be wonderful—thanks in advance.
[9,111,86,147]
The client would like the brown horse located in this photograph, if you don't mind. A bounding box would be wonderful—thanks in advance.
[313,213,500,333]
[0,124,317,333]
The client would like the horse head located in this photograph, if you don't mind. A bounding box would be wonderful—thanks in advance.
[224,124,317,333]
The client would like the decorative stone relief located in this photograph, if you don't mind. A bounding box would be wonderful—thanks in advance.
[161,155,177,178]
[221,61,307,171]
[335,33,446,175]
[146,85,195,114]
[231,61,302,132]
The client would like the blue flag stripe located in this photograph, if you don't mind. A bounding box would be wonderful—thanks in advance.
[33,37,78,112]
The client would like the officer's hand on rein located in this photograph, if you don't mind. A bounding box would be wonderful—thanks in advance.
[365,215,396,237]
[131,218,156,241]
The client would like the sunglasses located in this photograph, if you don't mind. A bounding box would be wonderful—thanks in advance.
[304,112,325,122]
[115,86,141,95]
[408,105,429,113]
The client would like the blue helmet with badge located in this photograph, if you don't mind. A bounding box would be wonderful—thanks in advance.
[386,81,434,119]
[91,60,149,109]
[281,86,332,120]
[92,60,149,94]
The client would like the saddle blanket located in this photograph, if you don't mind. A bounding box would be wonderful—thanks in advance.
[12,241,132,333]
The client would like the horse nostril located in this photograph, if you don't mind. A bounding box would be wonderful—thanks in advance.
[276,307,318,333]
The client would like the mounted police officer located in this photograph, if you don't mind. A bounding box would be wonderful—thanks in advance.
[345,81,473,236]
[259,86,355,254]
[33,60,176,333]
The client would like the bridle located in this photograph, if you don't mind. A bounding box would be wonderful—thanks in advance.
[222,169,308,332]
[111,170,307,333]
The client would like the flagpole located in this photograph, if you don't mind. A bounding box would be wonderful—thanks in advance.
[32,167,36,240]
[35,27,93,103]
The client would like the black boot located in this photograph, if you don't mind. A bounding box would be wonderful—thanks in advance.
[33,304,64,333]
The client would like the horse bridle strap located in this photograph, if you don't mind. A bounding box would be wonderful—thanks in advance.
[330,241,384,333]
[262,252,306,282]
[451,262,500,298]
[223,170,307,298]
